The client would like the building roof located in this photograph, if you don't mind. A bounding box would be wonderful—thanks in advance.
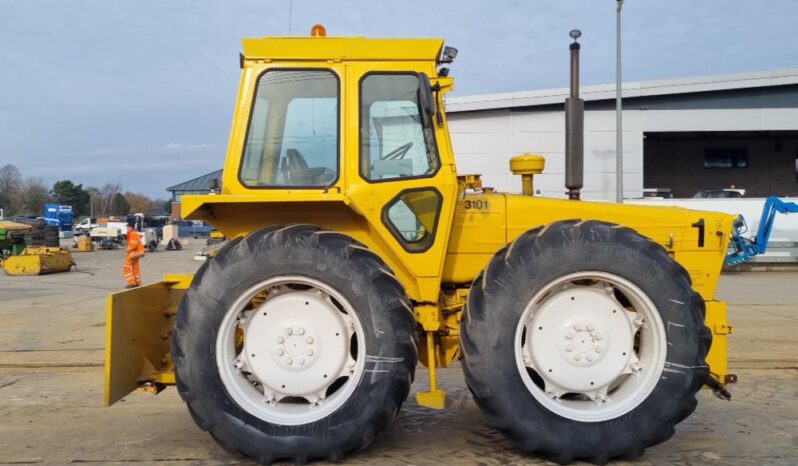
[166,169,223,193]
[445,68,798,113]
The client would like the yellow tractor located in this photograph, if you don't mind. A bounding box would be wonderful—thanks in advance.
[105,26,735,464]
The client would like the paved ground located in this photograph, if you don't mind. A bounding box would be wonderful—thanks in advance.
[0,244,796,465]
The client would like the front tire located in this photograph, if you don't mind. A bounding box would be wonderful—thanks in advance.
[461,220,710,464]
[172,225,417,464]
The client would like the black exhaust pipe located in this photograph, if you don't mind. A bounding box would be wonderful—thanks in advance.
[565,30,584,200]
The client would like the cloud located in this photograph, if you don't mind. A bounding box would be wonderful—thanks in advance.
[81,143,218,158]
[23,142,222,197]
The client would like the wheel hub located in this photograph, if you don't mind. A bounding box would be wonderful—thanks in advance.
[244,291,350,398]
[275,326,317,368]
[525,287,634,394]
[515,271,667,422]
[563,322,604,363]
[217,276,365,426]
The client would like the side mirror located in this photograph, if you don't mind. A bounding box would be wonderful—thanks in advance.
[418,73,435,117]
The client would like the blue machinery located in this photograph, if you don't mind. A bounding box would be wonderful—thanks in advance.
[726,196,798,267]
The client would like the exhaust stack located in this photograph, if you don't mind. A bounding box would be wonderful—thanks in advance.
[565,30,584,200]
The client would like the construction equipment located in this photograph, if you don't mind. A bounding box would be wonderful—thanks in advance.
[90,226,123,249]
[105,27,737,464]
[73,234,94,252]
[130,214,160,252]
[726,196,798,266]
[0,221,31,259]
[2,246,73,276]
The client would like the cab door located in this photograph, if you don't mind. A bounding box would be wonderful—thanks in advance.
[345,64,457,303]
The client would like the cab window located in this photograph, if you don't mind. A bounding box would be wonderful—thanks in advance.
[360,74,440,181]
[239,70,339,187]
[383,188,442,252]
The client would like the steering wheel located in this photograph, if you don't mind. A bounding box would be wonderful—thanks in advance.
[381,142,413,160]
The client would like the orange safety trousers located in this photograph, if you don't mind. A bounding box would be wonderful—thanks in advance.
[123,255,141,286]
[123,230,145,286]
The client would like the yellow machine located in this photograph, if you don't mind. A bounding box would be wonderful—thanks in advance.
[2,246,73,276]
[105,27,735,464]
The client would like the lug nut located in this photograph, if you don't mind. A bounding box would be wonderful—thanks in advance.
[277,336,284,344]
[305,336,313,344]
[297,358,305,366]
[586,354,594,362]
[565,330,575,339]
[276,349,284,356]
[306,349,314,356]
[286,328,293,335]
[595,345,603,353]
[564,343,573,352]
[575,323,584,331]
[573,354,582,361]
[285,357,293,365]
[297,328,305,336]
[586,323,595,331]
[594,332,603,341]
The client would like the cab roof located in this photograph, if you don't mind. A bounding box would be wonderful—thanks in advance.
[241,36,444,62]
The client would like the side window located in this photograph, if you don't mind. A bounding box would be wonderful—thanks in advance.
[239,70,339,187]
[360,74,440,181]
[383,189,442,252]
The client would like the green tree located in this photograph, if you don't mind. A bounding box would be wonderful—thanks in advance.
[110,193,130,216]
[51,180,91,217]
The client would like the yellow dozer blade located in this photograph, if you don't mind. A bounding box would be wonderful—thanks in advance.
[2,246,73,276]
[104,274,191,406]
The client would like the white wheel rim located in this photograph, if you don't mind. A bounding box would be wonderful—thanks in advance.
[514,271,667,422]
[216,276,366,425]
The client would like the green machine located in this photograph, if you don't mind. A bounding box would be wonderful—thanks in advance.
[0,222,30,258]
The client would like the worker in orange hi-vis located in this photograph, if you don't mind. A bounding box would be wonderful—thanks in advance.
[123,219,145,288]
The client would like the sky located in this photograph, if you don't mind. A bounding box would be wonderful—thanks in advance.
[0,0,796,198]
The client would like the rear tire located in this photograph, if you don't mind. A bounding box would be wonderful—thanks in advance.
[172,225,417,464]
[461,220,710,464]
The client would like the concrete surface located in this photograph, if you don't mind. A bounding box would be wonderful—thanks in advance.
[0,245,796,465]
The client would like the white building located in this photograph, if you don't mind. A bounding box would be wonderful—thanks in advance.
[445,69,798,200]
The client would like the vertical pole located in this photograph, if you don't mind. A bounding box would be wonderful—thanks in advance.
[288,0,293,35]
[565,30,584,200]
[616,0,624,203]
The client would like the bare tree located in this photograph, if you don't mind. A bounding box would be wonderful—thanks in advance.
[87,182,122,217]
[0,164,22,196]
[124,192,156,215]
[14,177,50,215]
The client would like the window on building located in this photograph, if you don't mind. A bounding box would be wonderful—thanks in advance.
[360,73,440,181]
[239,70,339,187]
[704,147,748,169]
